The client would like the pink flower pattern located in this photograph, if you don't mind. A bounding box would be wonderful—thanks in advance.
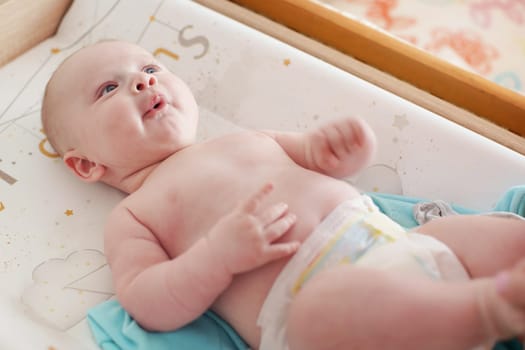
[323,0,524,92]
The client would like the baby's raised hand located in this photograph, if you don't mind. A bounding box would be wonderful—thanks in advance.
[307,117,376,178]
[207,183,300,275]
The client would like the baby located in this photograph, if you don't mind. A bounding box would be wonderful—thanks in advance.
[42,41,525,350]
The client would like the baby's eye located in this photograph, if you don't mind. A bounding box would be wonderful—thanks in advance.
[100,84,118,97]
[143,65,159,74]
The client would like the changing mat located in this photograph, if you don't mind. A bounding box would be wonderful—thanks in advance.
[1,0,525,349]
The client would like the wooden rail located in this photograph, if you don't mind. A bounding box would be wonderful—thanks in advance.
[226,0,525,140]
[0,0,72,67]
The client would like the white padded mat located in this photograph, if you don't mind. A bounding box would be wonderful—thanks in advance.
[1,0,524,349]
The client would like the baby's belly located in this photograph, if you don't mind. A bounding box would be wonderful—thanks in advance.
[212,185,359,348]
[212,259,289,349]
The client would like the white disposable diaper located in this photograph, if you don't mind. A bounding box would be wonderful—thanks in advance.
[257,195,468,350]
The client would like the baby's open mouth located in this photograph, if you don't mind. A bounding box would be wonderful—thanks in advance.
[143,95,167,120]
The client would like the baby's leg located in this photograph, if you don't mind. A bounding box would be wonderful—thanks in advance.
[415,215,525,277]
[286,262,525,350]
[478,259,525,340]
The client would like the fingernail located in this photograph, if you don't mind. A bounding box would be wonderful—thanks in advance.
[278,202,288,210]
[495,271,510,295]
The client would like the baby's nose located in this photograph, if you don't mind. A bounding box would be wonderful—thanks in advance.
[134,74,157,92]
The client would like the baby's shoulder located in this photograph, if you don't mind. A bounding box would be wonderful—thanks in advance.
[217,129,276,144]
[104,199,156,242]
[222,128,269,139]
[105,199,138,229]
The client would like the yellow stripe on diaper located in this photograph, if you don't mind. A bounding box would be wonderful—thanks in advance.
[363,212,406,241]
[292,222,355,294]
[291,212,406,295]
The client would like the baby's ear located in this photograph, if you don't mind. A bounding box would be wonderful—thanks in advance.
[63,150,106,182]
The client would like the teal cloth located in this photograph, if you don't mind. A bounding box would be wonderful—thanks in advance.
[493,186,525,215]
[88,300,248,350]
[88,186,525,350]
[367,192,476,228]
[367,185,525,229]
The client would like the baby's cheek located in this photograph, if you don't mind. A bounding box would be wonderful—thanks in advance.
[105,108,139,133]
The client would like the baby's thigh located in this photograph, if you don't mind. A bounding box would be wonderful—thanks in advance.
[286,265,353,350]
[416,215,525,277]
[286,264,414,350]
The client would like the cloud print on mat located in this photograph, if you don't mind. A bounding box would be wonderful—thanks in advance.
[353,164,403,195]
[22,249,114,330]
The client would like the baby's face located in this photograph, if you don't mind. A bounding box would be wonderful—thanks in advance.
[50,41,199,169]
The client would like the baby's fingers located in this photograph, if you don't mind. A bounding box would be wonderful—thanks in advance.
[264,241,301,262]
[241,183,274,214]
[311,133,339,169]
[258,202,289,227]
[265,213,297,242]
[324,123,349,158]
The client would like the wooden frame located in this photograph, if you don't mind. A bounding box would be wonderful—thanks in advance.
[0,0,72,67]
[200,0,524,154]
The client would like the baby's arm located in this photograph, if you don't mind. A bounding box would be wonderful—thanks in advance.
[105,184,298,331]
[264,117,376,178]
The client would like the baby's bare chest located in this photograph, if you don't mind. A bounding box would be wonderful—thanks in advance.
[129,132,355,256]
[131,134,295,250]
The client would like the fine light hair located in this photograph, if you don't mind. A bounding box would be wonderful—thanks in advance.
[41,70,65,157]
[41,39,119,157]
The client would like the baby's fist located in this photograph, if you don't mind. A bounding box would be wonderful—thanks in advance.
[307,117,376,178]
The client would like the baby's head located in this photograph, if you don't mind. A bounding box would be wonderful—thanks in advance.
[42,40,199,183]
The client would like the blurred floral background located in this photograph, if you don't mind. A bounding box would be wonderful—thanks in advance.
[319,0,525,93]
